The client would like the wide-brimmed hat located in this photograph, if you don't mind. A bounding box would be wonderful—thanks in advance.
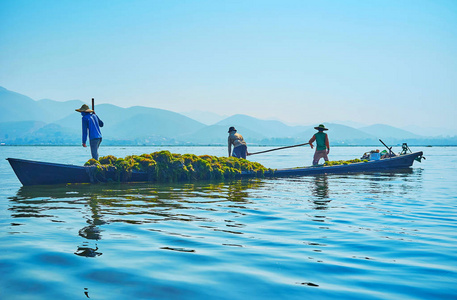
[228,126,237,133]
[314,124,328,131]
[75,104,93,113]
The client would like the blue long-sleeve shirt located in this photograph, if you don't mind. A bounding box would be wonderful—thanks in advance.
[81,112,104,144]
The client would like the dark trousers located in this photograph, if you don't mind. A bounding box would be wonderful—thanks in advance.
[90,138,102,160]
[232,144,247,159]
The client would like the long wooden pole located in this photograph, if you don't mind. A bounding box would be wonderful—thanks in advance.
[379,139,394,156]
[91,98,95,112]
[248,142,310,156]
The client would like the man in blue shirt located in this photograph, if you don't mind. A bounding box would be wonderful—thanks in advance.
[75,104,104,160]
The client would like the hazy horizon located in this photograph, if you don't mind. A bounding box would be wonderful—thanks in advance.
[2,84,456,137]
[1,0,456,132]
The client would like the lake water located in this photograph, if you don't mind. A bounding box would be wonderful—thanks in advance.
[1,145,456,299]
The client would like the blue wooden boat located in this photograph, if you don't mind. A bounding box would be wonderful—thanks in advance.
[7,151,423,186]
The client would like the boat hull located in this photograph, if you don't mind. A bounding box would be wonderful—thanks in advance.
[7,158,91,186]
[271,151,423,177]
[7,151,423,186]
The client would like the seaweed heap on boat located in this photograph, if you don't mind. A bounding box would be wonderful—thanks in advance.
[84,150,271,183]
[324,158,367,166]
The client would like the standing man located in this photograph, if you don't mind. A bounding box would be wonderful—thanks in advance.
[76,104,104,160]
[309,124,330,165]
[228,126,249,159]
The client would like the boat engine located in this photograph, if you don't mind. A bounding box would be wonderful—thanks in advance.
[401,143,425,162]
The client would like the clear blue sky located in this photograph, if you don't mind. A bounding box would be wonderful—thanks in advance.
[1,0,456,132]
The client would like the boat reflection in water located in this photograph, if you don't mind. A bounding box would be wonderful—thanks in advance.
[312,176,330,200]
[305,168,415,210]
[75,195,105,257]
[8,180,266,257]
[7,168,419,258]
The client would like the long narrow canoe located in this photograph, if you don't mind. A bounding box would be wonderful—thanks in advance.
[7,151,423,186]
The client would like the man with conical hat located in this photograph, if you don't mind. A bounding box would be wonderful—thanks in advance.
[228,126,249,159]
[309,124,330,165]
[75,104,104,160]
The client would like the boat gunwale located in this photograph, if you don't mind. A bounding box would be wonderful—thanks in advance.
[7,157,86,170]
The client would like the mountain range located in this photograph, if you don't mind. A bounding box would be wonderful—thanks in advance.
[1,86,455,146]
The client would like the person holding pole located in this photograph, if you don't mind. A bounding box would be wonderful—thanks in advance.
[75,101,104,160]
[228,126,249,159]
[309,124,330,165]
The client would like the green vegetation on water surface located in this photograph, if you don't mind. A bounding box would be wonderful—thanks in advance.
[84,150,272,182]
[324,158,368,166]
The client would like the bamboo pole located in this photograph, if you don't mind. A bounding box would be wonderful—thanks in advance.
[248,142,310,156]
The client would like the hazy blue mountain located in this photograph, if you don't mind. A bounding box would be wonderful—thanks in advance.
[216,114,307,138]
[0,121,79,144]
[101,105,206,141]
[297,123,377,145]
[0,86,205,138]
[51,102,170,128]
[359,124,421,140]
[0,121,46,140]
[181,110,228,125]
[0,87,45,122]
[55,103,124,130]
[183,125,266,145]
[36,98,85,123]
[402,125,456,137]
[0,87,86,124]
[1,87,206,144]
[330,120,368,128]
[106,112,205,140]
[54,104,207,143]
[1,86,455,145]
[25,123,79,144]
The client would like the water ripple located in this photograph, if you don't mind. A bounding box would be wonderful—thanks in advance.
[2,146,457,299]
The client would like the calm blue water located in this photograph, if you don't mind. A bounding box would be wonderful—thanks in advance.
[1,145,456,299]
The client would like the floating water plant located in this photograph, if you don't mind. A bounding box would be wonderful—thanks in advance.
[84,150,271,183]
[324,158,367,166]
